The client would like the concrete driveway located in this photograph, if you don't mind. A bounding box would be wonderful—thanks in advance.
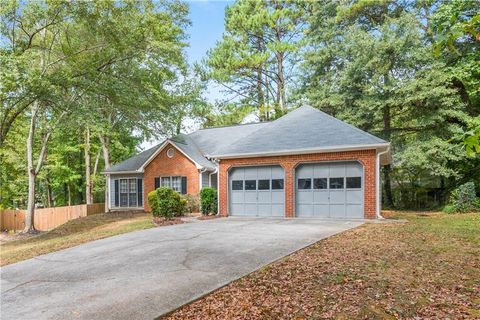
[1,217,363,320]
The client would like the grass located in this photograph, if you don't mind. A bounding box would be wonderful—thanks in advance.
[165,211,480,319]
[0,212,154,266]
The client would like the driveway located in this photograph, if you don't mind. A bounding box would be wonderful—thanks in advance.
[1,217,363,320]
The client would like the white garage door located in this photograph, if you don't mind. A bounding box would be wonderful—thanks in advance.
[229,166,284,216]
[296,161,364,218]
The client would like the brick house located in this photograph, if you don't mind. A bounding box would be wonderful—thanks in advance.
[103,106,391,219]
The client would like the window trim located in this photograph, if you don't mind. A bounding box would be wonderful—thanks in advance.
[115,177,143,208]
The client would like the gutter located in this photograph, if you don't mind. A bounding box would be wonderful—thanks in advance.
[376,145,391,219]
[207,143,390,159]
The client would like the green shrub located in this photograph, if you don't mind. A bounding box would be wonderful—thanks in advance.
[182,194,199,214]
[155,187,185,219]
[200,187,217,215]
[147,190,158,215]
[446,182,478,213]
[442,204,456,214]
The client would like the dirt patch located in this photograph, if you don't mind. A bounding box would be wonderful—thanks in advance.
[152,217,184,227]
[163,212,480,320]
[0,231,39,243]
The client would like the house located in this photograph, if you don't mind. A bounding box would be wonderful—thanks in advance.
[103,106,391,219]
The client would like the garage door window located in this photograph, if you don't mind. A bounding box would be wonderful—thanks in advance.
[329,177,344,189]
[245,180,256,190]
[346,177,361,189]
[232,180,243,190]
[271,179,284,190]
[313,178,328,189]
[298,178,312,189]
[258,180,270,190]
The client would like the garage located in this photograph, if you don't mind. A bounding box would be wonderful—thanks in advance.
[296,161,364,218]
[229,165,284,216]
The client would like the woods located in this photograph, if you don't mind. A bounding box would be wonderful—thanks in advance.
[1,0,479,232]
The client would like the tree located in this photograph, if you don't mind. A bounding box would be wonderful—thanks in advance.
[1,0,191,232]
[303,0,471,208]
[202,0,307,122]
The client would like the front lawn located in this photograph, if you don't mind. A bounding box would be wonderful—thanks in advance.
[0,212,154,266]
[164,212,480,319]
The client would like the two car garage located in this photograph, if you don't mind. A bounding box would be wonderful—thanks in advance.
[228,161,364,219]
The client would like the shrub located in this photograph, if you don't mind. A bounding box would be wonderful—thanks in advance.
[200,187,217,215]
[155,187,186,219]
[445,182,478,213]
[182,194,199,214]
[147,190,158,215]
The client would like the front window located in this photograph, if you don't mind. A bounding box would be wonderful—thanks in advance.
[161,177,171,188]
[329,177,344,189]
[116,178,142,208]
[171,176,181,192]
[298,178,312,190]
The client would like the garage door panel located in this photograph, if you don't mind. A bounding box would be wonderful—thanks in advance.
[346,205,363,218]
[271,166,284,178]
[257,167,271,179]
[229,165,284,217]
[296,162,364,219]
[244,168,258,179]
[244,204,257,215]
[313,204,329,216]
[329,163,345,176]
[296,165,313,178]
[346,190,362,203]
[346,163,362,176]
[313,191,329,203]
[257,204,272,216]
[257,192,271,203]
[271,204,284,216]
[231,204,243,215]
[271,191,284,203]
[313,165,329,177]
[330,204,345,218]
[329,191,345,203]
[231,192,244,203]
[297,191,313,203]
[297,204,313,217]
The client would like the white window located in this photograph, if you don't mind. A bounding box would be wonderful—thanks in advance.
[120,179,128,193]
[161,177,171,188]
[171,176,181,192]
[167,148,174,158]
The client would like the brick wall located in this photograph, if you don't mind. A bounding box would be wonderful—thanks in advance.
[218,149,378,219]
[144,143,200,211]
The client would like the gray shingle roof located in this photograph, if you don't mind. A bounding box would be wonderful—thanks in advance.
[103,143,163,173]
[104,106,388,173]
[208,106,387,157]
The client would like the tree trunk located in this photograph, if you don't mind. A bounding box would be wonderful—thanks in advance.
[85,127,93,204]
[24,103,38,233]
[46,175,53,208]
[382,103,394,207]
[99,134,110,212]
[67,184,72,206]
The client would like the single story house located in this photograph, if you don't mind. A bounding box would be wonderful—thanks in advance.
[103,106,391,219]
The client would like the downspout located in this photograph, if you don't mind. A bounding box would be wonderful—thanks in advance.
[199,167,207,190]
[376,145,390,219]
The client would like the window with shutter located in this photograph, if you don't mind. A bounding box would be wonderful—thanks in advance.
[181,177,187,194]
[154,177,160,189]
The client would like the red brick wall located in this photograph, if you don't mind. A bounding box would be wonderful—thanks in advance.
[144,143,200,211]
[218,149,377,219]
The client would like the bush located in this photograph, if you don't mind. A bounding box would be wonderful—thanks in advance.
[154,187,186,219]
[445,182,479,213]
[200,187,217,215]
[182,194,199,214]
[147,190,158,215]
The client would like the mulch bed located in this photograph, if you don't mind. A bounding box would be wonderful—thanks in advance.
[163,213,480,320]
[197,215,222,221]
[152,217,184,227]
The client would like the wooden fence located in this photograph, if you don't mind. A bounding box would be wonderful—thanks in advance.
[0,203,105,232]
